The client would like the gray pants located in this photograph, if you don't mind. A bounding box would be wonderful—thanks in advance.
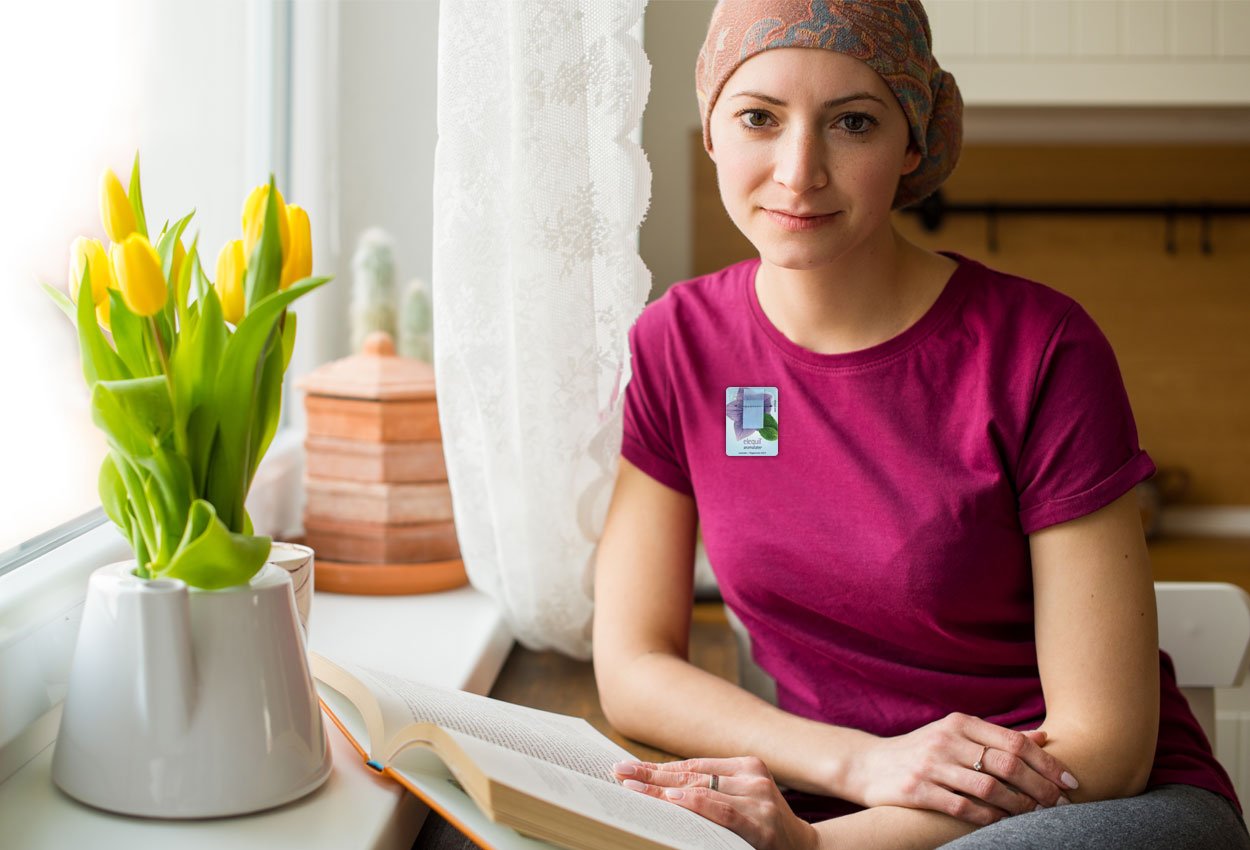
[938,784,1250,850]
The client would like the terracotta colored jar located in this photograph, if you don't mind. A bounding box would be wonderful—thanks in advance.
[298,331,466,594]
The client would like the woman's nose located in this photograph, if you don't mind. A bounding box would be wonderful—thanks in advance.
[773,128,828,194]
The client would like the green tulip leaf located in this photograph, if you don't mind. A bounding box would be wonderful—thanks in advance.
[185,404,220,498]
[128,152,148,239]
[133,447,194,564]
[98,452,132,538]
[172,282,226,493]
[250,325,287,481]
[91,376,173,458]
[178,278,226,411]
[243,177,285,313]
[42,282,76,322]
[141,473,170,564]
[157,211,192,332]
[759,426,778,441]
[763,413,778,430]
[174,234,199,330]
[106,289,159,377]
[111,453,157,566]
[192,246,213,305]
[281,311,297,372]
[127,501,151,578]
[76,266,130,387]
[153,310,175,364]
[207,275,327,530]
[161,500,270,589]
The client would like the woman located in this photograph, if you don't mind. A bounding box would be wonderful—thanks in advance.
[591,1,1248,848]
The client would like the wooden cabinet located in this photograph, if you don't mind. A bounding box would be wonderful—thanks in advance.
[1151,536,1250,594]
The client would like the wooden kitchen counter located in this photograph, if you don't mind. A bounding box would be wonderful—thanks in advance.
[1150,536,1250,595]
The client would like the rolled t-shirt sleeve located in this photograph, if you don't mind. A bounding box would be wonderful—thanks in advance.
[1016,303,1156,534]
[621,306,694,495]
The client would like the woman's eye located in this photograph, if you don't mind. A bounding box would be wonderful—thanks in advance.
[740,110,770,129]
[837,113,876,134]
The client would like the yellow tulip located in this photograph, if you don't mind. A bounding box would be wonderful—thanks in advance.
[241,184,290,263]
[109,234,167,317]
[68,236,113,306]
[99,168,136,243]
[170,238,186,288]
[215,239,247,324]
[96,292,112,332]
[279,204,311,290]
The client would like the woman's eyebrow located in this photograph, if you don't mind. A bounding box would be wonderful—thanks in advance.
[729,90,886,109]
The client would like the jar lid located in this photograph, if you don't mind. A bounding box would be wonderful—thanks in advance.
[297,331,436,401]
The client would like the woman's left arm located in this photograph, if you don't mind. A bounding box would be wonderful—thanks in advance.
[1029,487,1160,801]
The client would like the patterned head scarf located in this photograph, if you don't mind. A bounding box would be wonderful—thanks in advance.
[696,0,963,208]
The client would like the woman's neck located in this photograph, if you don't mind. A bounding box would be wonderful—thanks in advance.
[753,230,955,356]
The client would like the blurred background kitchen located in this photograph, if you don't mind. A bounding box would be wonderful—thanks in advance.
[2,0,1248,706]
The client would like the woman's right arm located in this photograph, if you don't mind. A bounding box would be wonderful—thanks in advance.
[592,458,868,797]
[594,460,1076,827]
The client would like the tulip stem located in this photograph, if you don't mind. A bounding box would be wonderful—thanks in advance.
[148,316,185,456]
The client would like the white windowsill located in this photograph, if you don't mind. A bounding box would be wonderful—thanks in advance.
[0,427,516,848]
[0,586,514,850]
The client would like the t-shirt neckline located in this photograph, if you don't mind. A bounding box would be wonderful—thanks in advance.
[743,251,975,371]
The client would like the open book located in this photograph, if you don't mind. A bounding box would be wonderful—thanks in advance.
[311,654,753,850]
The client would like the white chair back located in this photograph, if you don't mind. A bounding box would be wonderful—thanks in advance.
[1155,582,1250,743]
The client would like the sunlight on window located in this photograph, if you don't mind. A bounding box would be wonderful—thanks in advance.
[0,0,254,553]
[0,2,137,552]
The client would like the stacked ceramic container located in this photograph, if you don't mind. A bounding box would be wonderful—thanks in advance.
[298,331,466,594]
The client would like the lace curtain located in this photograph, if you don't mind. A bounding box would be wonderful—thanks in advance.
[433,0,652,657]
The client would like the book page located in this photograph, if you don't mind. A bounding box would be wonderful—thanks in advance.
[318,684,555,850]
[433,729,754,850]
[352,663,635,782]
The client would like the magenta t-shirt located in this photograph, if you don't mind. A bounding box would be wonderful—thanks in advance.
[621,253,1238,815]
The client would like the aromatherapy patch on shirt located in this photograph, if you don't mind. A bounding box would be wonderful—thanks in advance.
[725,387,778,456]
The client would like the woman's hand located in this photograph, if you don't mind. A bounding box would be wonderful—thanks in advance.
[849,714,1078,825]
[614,757,818,850]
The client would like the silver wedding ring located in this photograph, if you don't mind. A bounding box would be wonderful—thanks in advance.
[972,745,989,772]
[709,774,720,791]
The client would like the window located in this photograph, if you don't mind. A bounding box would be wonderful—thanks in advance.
[0,0,290,561]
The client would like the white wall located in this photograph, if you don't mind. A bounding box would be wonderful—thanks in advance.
[332,0,440,361]
[639,0,718,302]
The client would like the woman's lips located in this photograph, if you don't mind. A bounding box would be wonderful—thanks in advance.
[763,208,840,232]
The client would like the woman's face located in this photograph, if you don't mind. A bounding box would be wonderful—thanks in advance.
[708,47,921,271]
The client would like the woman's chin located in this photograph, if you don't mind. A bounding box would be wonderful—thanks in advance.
[753,241,845,272]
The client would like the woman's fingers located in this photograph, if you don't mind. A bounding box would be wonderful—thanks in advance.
[859,716,1069,823]
[646,756,761,777]
[618,761,819,850]
[936,752,1042,816]
[613,755,770,793]
[614,761,727,791]
[967,717,1078,791]
[966,743,1072,811]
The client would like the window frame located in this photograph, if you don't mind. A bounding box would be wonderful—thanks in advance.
[0,0,302,760]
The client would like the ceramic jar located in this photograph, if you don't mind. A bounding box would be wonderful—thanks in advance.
[298,331,467,594]
[51,562,331,817]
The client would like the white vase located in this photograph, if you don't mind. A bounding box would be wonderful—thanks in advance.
[51,561,332,818]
